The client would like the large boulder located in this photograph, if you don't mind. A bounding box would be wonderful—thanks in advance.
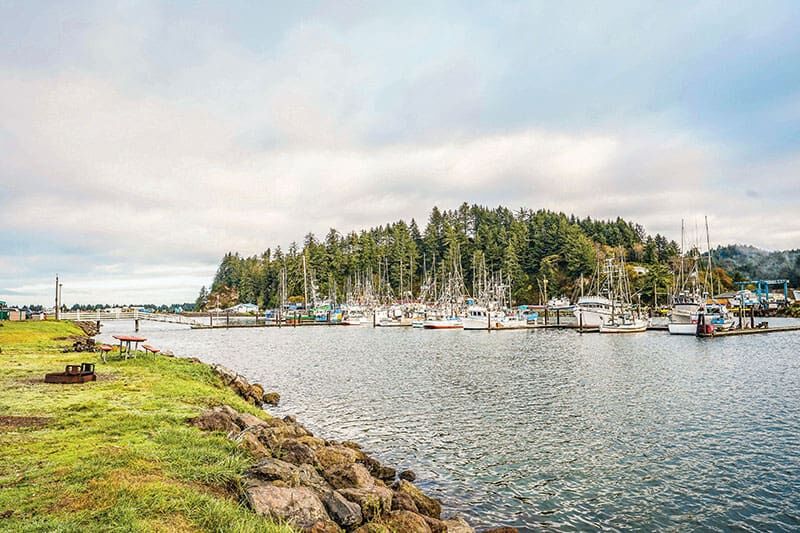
[248,457,299,484]
[393,480,441,519]
[248,383,265,404]
[480,528,518,533]
[421,515,448,533]
[399,469,417,482]
[245,482,330,529]
[280,439,317,465]
[296,435,327,450]
[210,364,238,385]
[316,444,363,470]
[295,464,331,494]
[441,516,475,533]
[362,455,396,483]
[249,418,312,451]
[352,524,391,533]
[321,490,363,528]
[338,486,393,522]
[307,520,344,533]
[236,430,271,459]
[323,463,375,490]
[236,411,265,429]
[189,406,241,433]
[264,391,281,406]
[247,458,329,494]
[381,511,433,533]
[230,375,253,398]
[391,490,419,513]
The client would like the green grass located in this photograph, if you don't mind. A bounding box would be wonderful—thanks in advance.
[0,321,293,533]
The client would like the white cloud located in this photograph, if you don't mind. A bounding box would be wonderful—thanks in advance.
[1,3,799,305]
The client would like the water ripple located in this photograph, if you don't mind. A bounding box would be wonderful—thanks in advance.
[98,320,800,532]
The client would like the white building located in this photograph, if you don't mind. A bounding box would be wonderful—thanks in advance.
[226,303,259,314]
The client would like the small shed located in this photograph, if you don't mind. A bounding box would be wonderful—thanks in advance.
[8,308,26,321]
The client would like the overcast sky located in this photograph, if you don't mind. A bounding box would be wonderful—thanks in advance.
[1,1,799,306]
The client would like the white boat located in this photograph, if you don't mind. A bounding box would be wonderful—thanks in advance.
[546,296,574,311]
[669,291,704,324]
[462,305,528,330]
[378,316,413,327]
[376,306,413,327]
[573,295,616,327]
[582,256,649,334]
[599,316,650,333]
[667,322,698,335]
[341,315,363,326]
[668,303,736,335]
[462,305,495,330]
[423,316,464,329]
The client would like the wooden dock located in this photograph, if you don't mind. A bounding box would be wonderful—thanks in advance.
[191,321,343,330]
[698,324,800,337]
[526,323,667,333]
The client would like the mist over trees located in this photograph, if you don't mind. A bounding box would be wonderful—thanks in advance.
[199,203,689,309]
[716,245,800,287]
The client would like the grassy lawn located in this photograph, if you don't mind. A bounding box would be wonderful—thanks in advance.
[0,321,292,533]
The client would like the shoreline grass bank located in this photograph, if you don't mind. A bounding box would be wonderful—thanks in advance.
[0,321,290,532]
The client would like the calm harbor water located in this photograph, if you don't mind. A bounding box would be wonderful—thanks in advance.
[98,320,800,531]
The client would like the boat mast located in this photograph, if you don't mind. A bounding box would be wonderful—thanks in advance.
[609,257,616,325]
[705,215,714,298]
[302,254,309,309]
[679,219,685,296]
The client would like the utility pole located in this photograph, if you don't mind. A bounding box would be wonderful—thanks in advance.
[55,274,59,320]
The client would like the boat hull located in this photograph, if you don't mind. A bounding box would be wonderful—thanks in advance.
[668,323,698,335]
[423,319,463,329]
[377,318,413,327]
[599,319,649,333]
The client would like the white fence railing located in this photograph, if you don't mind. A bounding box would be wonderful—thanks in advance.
[56,310,139,321]
[54,310,202,324]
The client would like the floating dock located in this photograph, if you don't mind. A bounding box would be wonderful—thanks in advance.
[191,321,342,329]
[697,324,800,337]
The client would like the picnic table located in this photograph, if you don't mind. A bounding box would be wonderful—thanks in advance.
[112,335,147,359]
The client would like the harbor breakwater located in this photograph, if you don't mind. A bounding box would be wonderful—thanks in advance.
[193,358,514,533]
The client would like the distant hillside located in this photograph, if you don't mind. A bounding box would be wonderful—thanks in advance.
[716,245,800,286]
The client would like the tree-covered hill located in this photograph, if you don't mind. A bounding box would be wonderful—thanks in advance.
[716,245,800,286]
[198,204,692,309]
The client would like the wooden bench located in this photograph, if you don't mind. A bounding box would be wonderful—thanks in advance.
[142,344,160,356]
[97,344,113,363]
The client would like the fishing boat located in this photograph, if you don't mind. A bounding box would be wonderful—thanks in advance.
[599,313,649,333]
[422,316,464,329]
[668,220,704,326]
[668,217,732,335]
[341,305,368,326]
[595,256,649,334]
[462,304,494,330]
[377,306,413,327]
[667,302,736,335]
[573,295,616,327]
[462,305,527,330]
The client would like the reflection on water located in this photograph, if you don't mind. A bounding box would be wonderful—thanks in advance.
[98,320,800,532]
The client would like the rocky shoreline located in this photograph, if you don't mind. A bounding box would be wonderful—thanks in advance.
[195,361,515,533]
[75,320,514,531]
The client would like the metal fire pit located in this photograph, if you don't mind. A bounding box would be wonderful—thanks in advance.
[44,363,97,384]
